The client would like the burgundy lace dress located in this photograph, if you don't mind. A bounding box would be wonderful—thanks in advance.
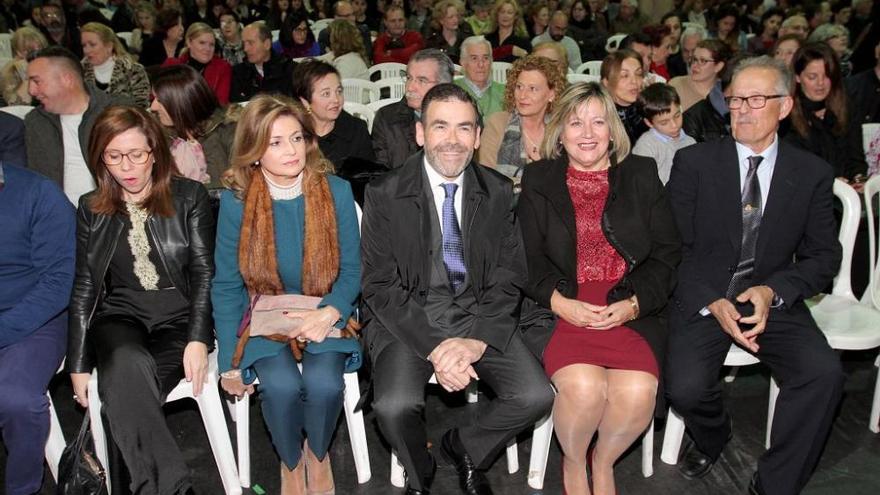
[542,167,659,379]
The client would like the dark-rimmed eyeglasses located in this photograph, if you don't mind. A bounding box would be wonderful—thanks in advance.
[724,94,786,110]
[103,149,153,166]
[690,57,716,66]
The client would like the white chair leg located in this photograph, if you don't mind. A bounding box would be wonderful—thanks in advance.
[235,392,251,488]
[870,354,880,434]
[87,373,111,495]
[724,365,739,383]
[660,408,685,465]
[342,371,372,483]
[527,413,553,490]
[194,376,242,495]
[390,450,405,488]
[45,392,65,482]
[641,419,654,477]
[766,377,780,449]
[505,438,518,473]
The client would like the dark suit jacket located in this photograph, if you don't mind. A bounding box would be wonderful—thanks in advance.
[667,136,842,321]
[371,98,420,170]
[0,112,25,167]
[229,52,295,103]
[361,152,527,359]
[516,154,681,362]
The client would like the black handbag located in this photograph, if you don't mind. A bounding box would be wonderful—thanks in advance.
[56,414,108,495]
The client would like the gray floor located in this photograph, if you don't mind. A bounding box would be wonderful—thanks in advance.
[6,350,880,495]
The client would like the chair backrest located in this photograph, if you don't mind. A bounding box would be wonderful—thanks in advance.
[271,29,280,42]
[575,60,603,76]
[831,179,862,300]
[567,73,600,84]
[0,33,12,59]
[368,62,407,81]
[367,97,398,113]
[491,61,512,84]
[864,175,880,309]
[0,105,33,119]
[100,8,114,21]
[116,31,134,47]
[343,101,375,132]
[864,123,880,154]
[342,78,378,104]
[605,33,627,53]
[374,77,405,100]
[311,18,333,38]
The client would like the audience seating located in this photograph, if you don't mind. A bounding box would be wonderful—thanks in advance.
[491,61,511,84]
[368,62,407,81]
[116,32,133,47]
[604,34,627,53]
[567,73,601,84]
[0,105,34,119]
[367,97,398,114]
[311,18,332,38]
[374,77,406,100]
[343,101,375,132]
[87,351,242,495]
[576,61,603,77]
[44,364,67,483]
[342,78,379,104]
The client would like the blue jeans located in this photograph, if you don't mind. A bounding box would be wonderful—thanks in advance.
[0,312,66,495]
[251,349,347,470]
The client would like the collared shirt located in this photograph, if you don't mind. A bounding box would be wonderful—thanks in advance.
[423,156,464,234]
[461,76,490,98]
[734,133,779,215]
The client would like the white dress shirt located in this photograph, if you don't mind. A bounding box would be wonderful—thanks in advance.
[423,156,464,234]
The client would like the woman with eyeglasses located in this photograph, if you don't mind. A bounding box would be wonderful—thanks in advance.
[67,105,215,495]
[275,11,321,58]
[669,39,733,112]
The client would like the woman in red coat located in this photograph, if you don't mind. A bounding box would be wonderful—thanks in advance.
[163,22,231,104]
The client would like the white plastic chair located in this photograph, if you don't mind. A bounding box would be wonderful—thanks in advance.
[116,32,133,47]
[343,101,375,132]
[567,73,600,84]
[310,18,332,38]
[271,29,280,43]
[87,351,242,495]
[0,33,11,59]
[491,62,512,84]
[389,374,517,488]
[375,77,406,100]
[575,61,603,76]
[100,8,114,21]
[45,375,66,482]
[342,78,378,105]
[1,105,34,119]
[604,33,627,53]
[527,413,654,490]
[811,178,880,433]
[367,97,399,114]
[368,62,407,81]
[661,345,780,464]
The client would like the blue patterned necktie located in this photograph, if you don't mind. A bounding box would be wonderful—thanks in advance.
[726,155,764,299]
[441,183,467,291]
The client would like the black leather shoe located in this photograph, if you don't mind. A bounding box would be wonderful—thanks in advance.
[678,441,717,480]
[748,472,765,495]
[439,429,493,495]
[404,453,436,494]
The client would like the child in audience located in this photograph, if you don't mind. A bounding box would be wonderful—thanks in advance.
[633,82,696,184]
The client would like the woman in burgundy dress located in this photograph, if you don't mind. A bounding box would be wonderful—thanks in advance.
[518,82,681,495]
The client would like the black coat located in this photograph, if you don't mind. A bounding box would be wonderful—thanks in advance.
[371,98,419,170]
[317,110,375,169]
[784,102,867,181]
[229,52,295,103]
[667,136,841,319]
[361,153,526,359]
[67,178,216,373]
[845,68,880,126]
[516,154,681,364]
[683,96,730,143]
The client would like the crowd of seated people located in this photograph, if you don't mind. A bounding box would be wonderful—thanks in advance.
[1,1,880,495]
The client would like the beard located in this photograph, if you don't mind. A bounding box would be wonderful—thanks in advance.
[424,141,473,179]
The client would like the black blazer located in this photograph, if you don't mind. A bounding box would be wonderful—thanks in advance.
[517,154,681,362]
[361,152,527,359]
[667,136,841,321]
[67,178,216,373]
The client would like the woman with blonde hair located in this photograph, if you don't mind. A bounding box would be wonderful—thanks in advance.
[213,94,361,495]
[484,0,530,62]
[325,19,369,80]
[163,22,232,104]
[129,1,158,55]
[0,26,48,105]
[423,0,474,64]
[80,22,152,108]
[518,81,680,495]
[479,54,567,173]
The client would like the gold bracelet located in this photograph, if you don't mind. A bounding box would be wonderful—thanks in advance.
[629,297,639,321]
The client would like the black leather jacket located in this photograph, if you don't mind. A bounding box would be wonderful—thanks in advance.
[66,178,216,373]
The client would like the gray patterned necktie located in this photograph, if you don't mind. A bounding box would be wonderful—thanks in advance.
[726,155,764,299]
[441,183,466,291]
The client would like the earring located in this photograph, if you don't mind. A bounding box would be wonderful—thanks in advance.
[252,160,260,168]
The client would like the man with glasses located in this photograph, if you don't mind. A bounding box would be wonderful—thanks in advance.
[25,46,128,204]
[372,48,454,170]
[666,56,844,495]
[229,21,294,102]
[318,1,372,60]
[373,5,424,64]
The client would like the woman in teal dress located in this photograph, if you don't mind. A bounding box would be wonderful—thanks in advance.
[211,94,361,494]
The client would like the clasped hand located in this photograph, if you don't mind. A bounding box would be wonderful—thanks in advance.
[707,285,774,353]
[551,291,637,330]
[283,306,341,343]
[428,338,487,393]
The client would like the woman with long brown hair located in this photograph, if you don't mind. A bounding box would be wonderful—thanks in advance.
[212,94,361,495]
[67,105,215,494]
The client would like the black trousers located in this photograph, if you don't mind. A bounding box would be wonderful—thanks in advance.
[369,330,554,491]
[664,308,844,495]
[90,315,191,495]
